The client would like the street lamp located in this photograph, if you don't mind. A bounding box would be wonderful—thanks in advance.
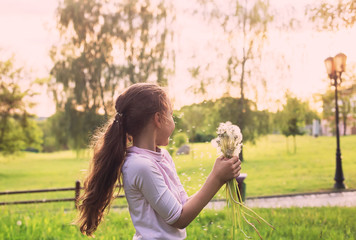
[324,53,347,189]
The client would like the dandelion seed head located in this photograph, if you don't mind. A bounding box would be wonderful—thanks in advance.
[213,121,243,157]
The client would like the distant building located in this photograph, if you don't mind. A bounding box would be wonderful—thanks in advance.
[312,119,320,137]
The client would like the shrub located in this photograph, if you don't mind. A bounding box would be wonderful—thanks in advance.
[173,133,189,148]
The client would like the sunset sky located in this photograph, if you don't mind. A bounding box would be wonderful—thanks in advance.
[1,0,355,117]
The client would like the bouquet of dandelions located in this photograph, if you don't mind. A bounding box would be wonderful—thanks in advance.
[212,121,274,239]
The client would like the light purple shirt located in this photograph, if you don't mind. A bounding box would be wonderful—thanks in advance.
[122,146,188,240]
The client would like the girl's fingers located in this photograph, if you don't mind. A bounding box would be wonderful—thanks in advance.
[233,166,241,177]
[233,161,241,177]
[230,156,239,164]
[219,155,227,161]
[215,155,241,181]
[233,160,241,168]
[233,165,241,173]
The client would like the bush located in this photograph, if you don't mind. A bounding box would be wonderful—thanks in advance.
[190,133,215,143]
[166,141,176,156]
[173,133,189,148]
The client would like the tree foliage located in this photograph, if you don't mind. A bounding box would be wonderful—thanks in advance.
[49,0,175,150]
[307,0,356,135]
[321,86,355,136]
[275,93,317,153]
[193,0,273,99]
[190,0,273,159]
[176,97,272,146]
[306,0,356,31]
[0,57,43,154]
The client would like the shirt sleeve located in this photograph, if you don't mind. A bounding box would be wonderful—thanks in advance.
[133,157,183,225]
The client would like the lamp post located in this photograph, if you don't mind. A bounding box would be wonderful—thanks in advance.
[324,53,347,189]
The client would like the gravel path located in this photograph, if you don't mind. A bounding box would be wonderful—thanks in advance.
[206,190,356,209]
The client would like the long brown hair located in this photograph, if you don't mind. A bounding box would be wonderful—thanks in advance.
[76,83,169,236]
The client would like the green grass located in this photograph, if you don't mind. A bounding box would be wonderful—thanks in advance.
[174,134,356,198]
[0,135,355,201]
[1,206,355,239]
[242,134,356,196]
[0,134,355,239]
[0,150,89,190]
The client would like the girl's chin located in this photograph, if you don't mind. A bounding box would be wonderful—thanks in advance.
[157,139,169,147]
[159,142,169,147]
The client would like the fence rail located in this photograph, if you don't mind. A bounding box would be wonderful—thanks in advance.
[0,187,77,195]
[0,177,247,208]
[0,181,125,208]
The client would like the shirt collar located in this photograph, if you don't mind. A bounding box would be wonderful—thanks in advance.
[128,146,163,162]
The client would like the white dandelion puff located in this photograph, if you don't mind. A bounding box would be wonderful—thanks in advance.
[211,121,274,239]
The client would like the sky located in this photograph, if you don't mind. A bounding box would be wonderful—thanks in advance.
[1,0,355,117]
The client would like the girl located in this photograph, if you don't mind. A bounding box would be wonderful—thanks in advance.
[76,83,241,239]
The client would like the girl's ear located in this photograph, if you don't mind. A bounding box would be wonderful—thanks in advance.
[153,112,162,128]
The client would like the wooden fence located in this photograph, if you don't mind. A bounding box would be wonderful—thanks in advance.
[0,176,247,208]
[0,180,125,208]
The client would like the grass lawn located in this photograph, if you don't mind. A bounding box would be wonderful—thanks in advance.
[1,206,355,239]
[0,134,355,239]
[240,134,356,196]
[0,134,355,201]
[173,134,356,198]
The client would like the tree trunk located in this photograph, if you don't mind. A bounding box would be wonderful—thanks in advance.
[239,146,244,162]
[0,113,10,147]
[286,136,289,153]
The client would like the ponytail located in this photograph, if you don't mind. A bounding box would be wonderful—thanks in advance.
[76,117,126,236]
[75,83,170,236]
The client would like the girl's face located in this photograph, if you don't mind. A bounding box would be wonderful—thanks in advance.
[156,104,175,146]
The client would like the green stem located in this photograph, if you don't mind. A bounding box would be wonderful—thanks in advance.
[228,182,250,239]
[242,211,263,240]
[228,190,275,230]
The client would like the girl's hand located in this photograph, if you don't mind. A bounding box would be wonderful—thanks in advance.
[211,155,241,185]
[172,155,241,229]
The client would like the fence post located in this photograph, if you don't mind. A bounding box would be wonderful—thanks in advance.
[75,180,80,209]
[236,173,247,202]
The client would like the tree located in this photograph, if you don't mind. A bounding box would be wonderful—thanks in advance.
[321,87,354,136]
[191,0,273,160]
[277,94,307,154]
[176,96,272,161]
[306,0,356,31]
[177,101,214,142]
[318,62,356,136]
[0,56,43,154]
[49,0,175,150]
[307,1,356,135]
[214,97,260,143]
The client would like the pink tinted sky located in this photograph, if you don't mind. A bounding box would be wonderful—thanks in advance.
[0,0,355,117]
